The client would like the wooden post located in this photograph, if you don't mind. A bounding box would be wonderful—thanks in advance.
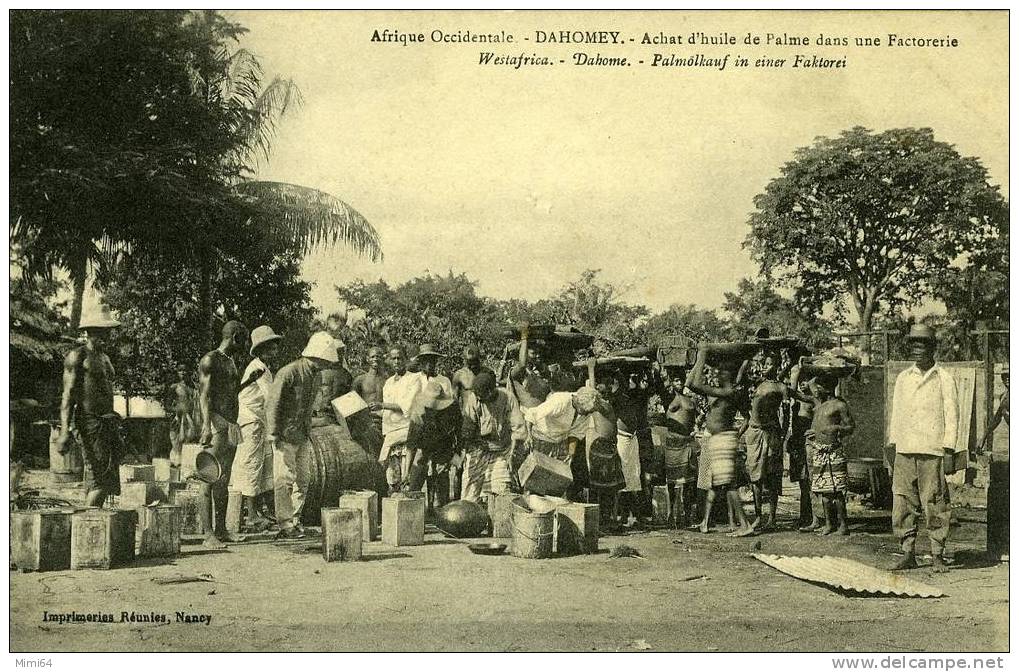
[969,328,1008,454]
[984,331,993,453]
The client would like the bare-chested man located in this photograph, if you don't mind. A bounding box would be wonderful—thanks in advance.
[56,306,123,507]
[197,320,249,548]
[353,347,388,429]
[452,346,494,404]
[687,343,756,537]
[743,349,788,531]
[804,374,855,535]
[603,367,662,528]
[787,365,821,531]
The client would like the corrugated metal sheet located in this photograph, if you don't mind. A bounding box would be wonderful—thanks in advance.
[753,554,946,598]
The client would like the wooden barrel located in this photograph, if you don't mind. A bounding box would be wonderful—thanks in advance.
[301,424,375,526]
[49,426,84,483]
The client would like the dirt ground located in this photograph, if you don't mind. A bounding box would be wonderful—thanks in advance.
[10,471,1009,652]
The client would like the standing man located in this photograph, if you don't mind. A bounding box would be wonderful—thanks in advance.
[353,346,389,432]
[266,331,342,539]
[887,325,959,572]
[450,345,492,499]
[231,325,283,531]
[742,349,788,531]
[460,371,523,503]
[197,320,249,548]
[602,368,661,528]
[452,346,495,403]
[406,344,460,511]
[56,305,123,508]
[168,365,201,463]
[687,343,756,537]
[372,346,425,494]
[314,339,352,424]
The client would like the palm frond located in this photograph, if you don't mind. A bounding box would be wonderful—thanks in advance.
[234,181,382,262]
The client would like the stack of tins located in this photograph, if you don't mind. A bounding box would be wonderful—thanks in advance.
[136,505,182,558]
[299,424,375,526]
[11,509,74,572]
[71,509,137,569]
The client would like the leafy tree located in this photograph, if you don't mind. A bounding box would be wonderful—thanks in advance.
[336,272,504,374]
[10,10,382,338]
[10,272,73,406]
[103,233,316,401]
[722,277,834,347]
[932,222,1009,338]
[10,10,244,327]
[639,304,733,346]
[745,127,1008,340]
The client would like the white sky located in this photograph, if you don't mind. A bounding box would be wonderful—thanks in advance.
[229,10,1008,316]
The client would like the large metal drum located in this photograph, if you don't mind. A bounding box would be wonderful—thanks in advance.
[300,424,376,526]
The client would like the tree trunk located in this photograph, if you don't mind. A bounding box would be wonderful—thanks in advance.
[854,289,878,365]
[69,253,88,331]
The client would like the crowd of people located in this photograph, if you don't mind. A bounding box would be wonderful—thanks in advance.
[54,307,965,570]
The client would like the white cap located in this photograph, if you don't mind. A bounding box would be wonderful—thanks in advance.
[302,331,340,363]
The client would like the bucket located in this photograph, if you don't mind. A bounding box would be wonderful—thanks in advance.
[511,497,555,559]
[49,426,84,483]
[299,424,376,526]
[194,451,223,484]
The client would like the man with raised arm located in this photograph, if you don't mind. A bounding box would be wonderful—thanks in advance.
[687,343,756,537]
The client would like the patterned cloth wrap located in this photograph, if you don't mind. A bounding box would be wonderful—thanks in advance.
[587,435,624,490]
[701,430,739,488]
[530,436,571,463]
[663,432,699,484]
[809,436,848,494]
[75,412,124,494]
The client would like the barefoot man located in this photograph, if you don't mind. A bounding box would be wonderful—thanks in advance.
[743,349,788,531]
[197,320,249,548]
[687,343,756,537]
[56,305,123,508]
[787,364,821,532]
[805,374,855,535]
[888,324,958,573]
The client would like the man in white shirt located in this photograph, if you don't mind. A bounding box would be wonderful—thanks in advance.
[405,344,460,510]
[231,325,283,530]
[371,346,425,493]
[521,387,608,465]
[887,325,959,572]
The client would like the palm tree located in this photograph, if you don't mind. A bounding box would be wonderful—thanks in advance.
[12,11,382,332]
[182,22,382,339]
